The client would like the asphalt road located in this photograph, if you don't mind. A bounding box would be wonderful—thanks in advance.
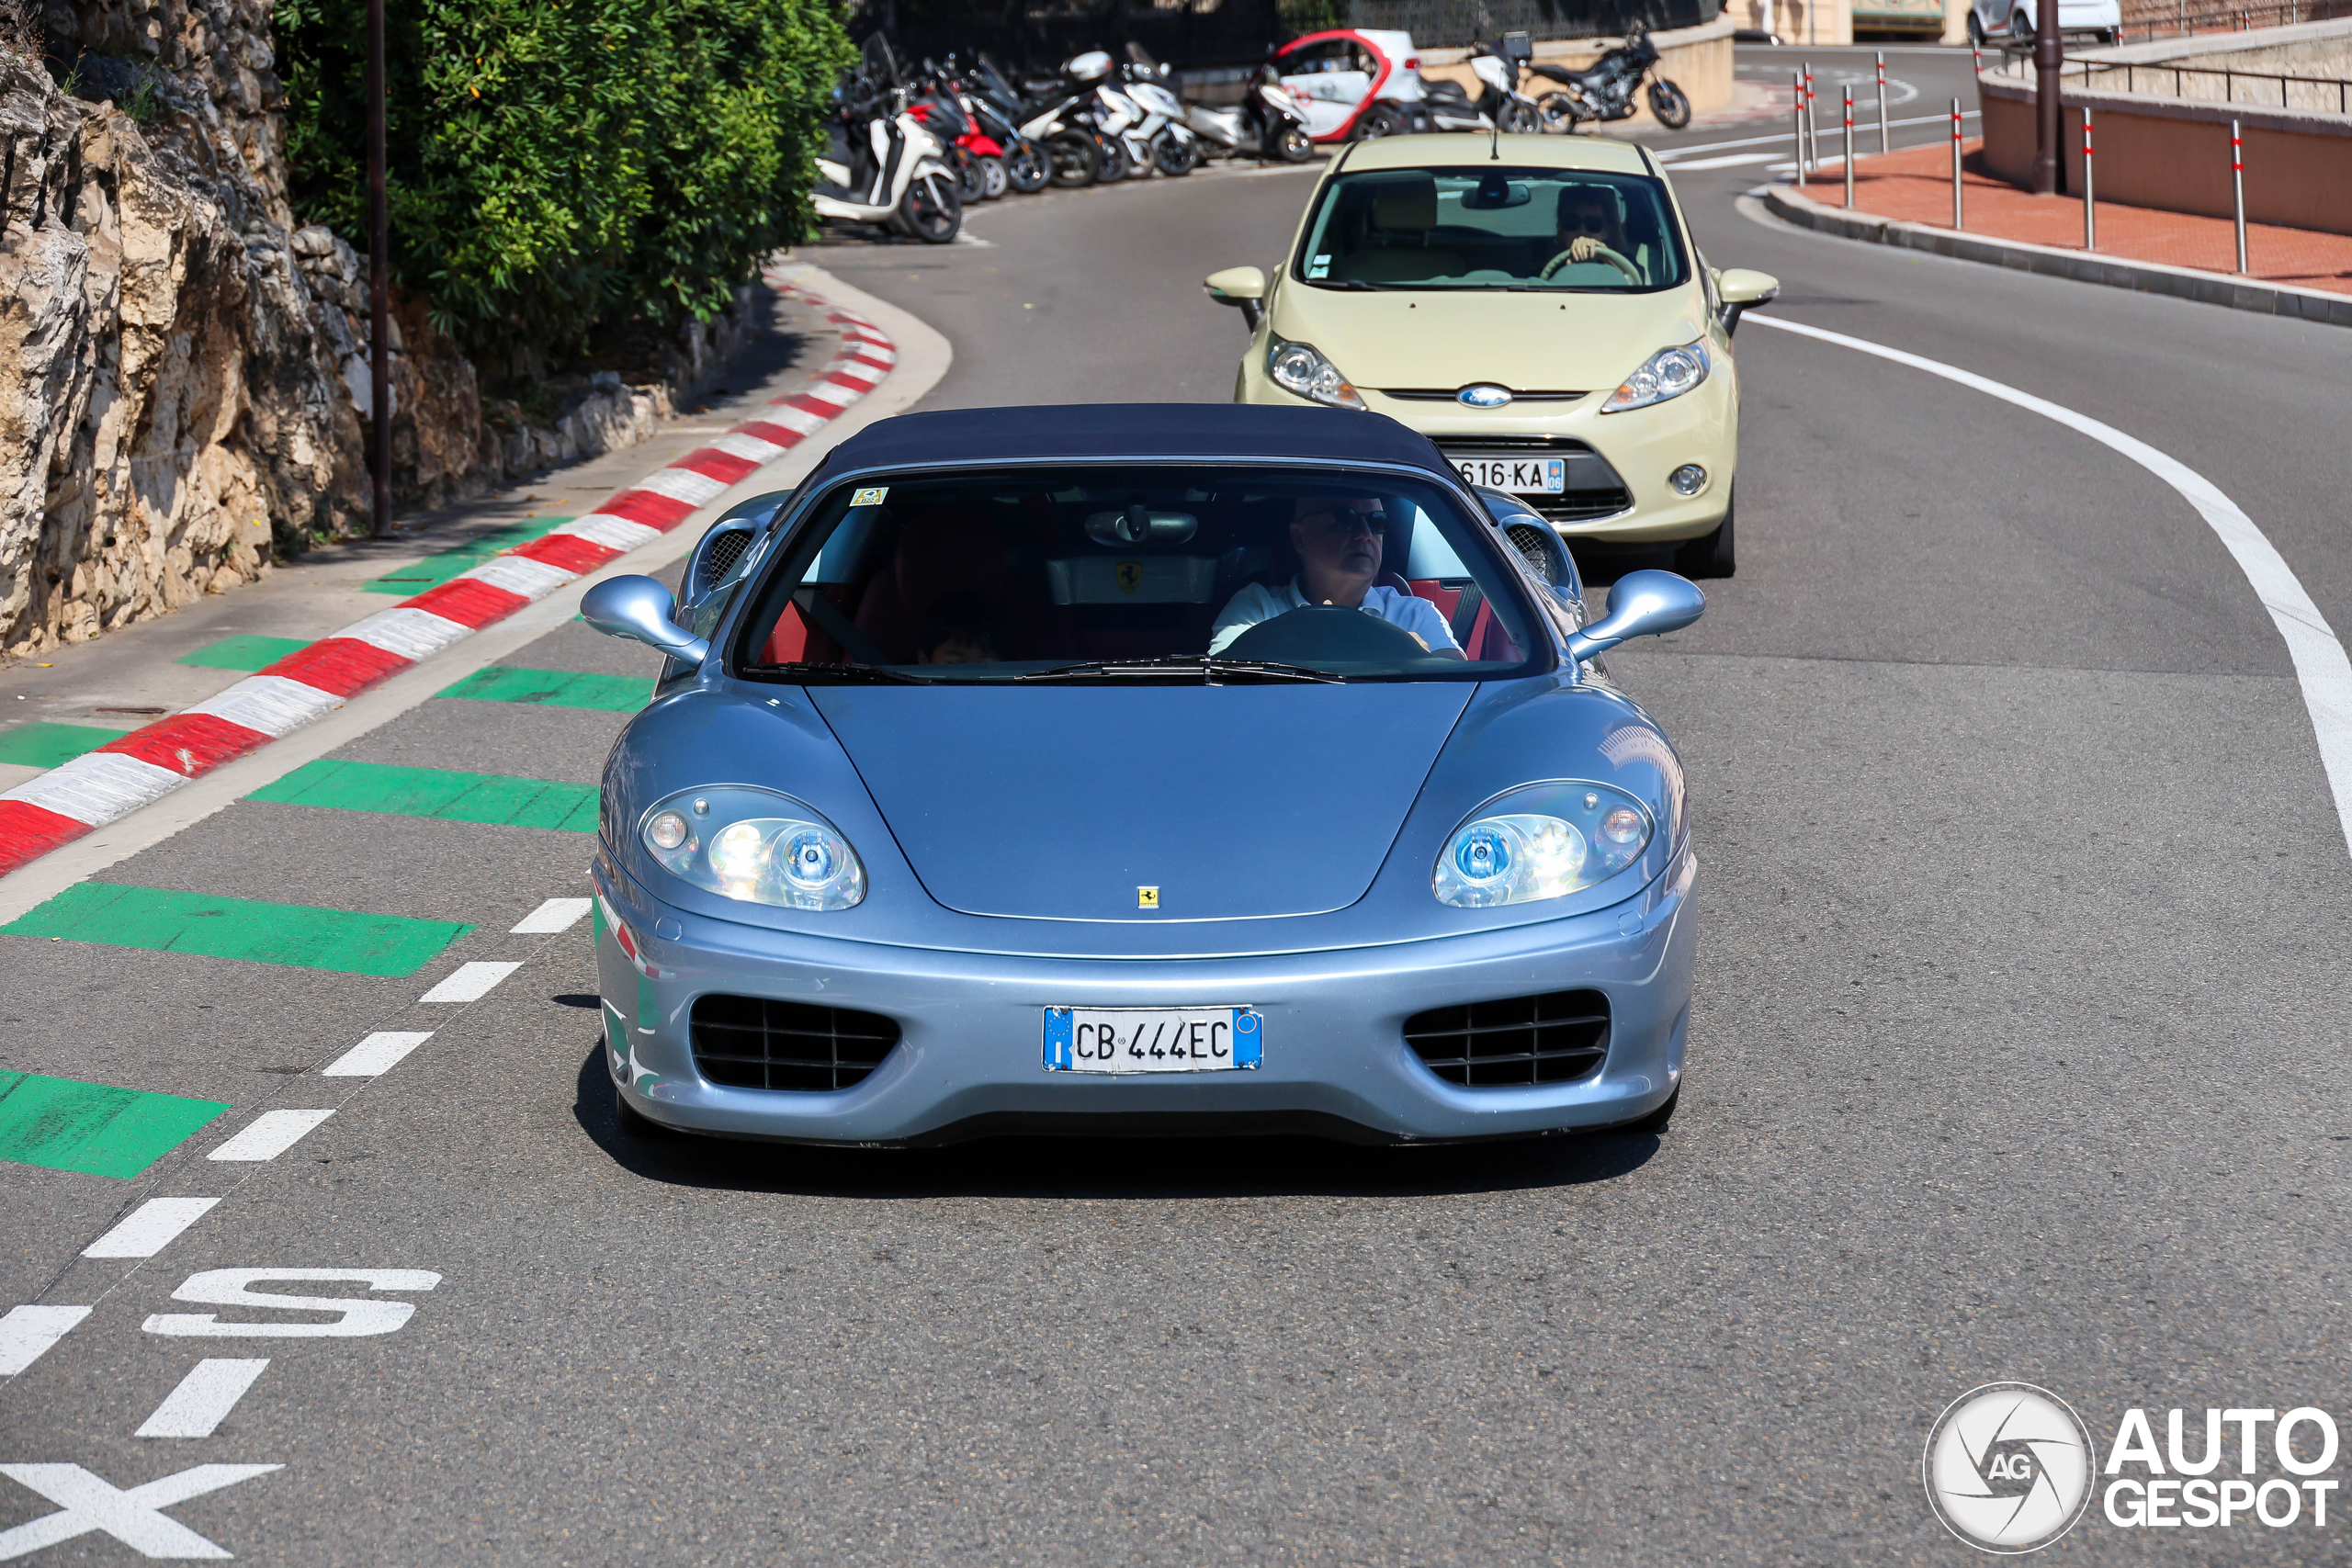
[6,43,2352,1563]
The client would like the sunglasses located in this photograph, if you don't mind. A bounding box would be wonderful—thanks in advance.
[1302,507,1387,536]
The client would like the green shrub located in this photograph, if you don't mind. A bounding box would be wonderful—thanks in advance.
[277,0,853,364]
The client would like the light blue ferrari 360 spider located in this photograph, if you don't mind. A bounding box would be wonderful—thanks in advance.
[581,403,1703,1145]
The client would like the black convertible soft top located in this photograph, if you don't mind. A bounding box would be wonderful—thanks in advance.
[811,402,1459,484]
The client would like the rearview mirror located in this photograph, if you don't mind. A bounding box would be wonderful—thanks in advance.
[582,575,710,665]
[1203,265,1267,330]
[1715,267,1780,334]
[1566,570,1704,662]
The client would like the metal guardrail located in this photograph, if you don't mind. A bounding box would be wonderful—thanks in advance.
[1993,48,2352,113]
[2113,0,2349,45]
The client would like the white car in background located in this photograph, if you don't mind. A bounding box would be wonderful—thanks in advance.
[1968,0,2120,46]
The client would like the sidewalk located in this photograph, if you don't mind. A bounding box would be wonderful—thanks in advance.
[1792,140,2352,295]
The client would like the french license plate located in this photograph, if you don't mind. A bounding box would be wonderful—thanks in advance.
[1453,455,1566,494]
[1043,1007,1263,1074]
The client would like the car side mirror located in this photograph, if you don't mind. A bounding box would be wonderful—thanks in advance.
[1715,267,1780,335]
[582,575,710,665]
[1204,265,1267,331]
[1566,570,1704,662]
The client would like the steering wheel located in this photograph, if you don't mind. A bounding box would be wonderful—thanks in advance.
[1223,606,1444,666]
[1538,245,1642,284]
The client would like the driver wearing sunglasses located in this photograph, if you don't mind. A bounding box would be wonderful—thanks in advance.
[1207,496,1463,657]
[1540,186,1643,285]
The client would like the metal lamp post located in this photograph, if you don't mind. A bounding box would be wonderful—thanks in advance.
[2033,0,2064,193]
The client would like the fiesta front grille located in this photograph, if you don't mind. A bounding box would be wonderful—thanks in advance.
[690,995,899,1091]
[1403,990,1611,1088]
[1382,389,1588,402]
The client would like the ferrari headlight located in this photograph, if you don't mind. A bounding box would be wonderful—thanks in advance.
[1600,340,1711,414]
[1266,334,1367,411]
[1434,782,1654,908]
[637,785,865,910]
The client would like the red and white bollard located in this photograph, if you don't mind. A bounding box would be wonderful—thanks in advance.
[1951,97,1965,229]
[1843,85,1856,207]
[2232,118,2248,273]
[1876,51,1891,154]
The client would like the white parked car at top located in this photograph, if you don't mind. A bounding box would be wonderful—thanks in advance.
[1968,0,2120,47]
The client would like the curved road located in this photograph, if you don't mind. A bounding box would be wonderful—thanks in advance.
[6,44,2352,1562]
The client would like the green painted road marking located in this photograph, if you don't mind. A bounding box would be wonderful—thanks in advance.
[360,518,572,594]
[0,1072,229,1179]
[176,634,313,671]
[0,721,130,768]
[0,883,472,976]
[435,666,650,712]
[248,759,598,831]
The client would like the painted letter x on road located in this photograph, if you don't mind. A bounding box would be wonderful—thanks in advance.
[0,1463,278,1561]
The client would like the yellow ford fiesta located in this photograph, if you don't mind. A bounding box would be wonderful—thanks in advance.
[1205,135,1777,576]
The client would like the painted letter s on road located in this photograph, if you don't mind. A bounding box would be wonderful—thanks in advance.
[141,1269,442,1337]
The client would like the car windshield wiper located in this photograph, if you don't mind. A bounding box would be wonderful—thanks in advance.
[1305,278,1381,291]
[1015,656,1345,685]
[740,660,929,684]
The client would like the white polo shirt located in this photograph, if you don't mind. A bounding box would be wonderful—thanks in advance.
[1207,579,1460,656]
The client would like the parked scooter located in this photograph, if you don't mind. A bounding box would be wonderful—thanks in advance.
[815,45,961,243]
[1464,35,1543,133]
[1530,24,1691,132]
[1015,63,1113,186]
[1182,62,1315,163]
[1118,45,1204,175]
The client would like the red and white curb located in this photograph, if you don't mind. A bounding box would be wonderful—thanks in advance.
[0,266,891,878]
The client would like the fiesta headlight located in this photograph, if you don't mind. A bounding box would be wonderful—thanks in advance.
[636,785,865,910]
[1434,782,1655,908]
[1266,334,1368,411]
[1600,341,1711,414]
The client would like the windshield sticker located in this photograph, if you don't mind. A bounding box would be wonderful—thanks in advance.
[1307,255,1331,278]
[851,486,888,507]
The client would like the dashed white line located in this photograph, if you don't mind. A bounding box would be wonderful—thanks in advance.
[1751,314,2352,857]
[511,897,592,934]
[418,961,520,1003]
[0,1307,90,1376]
[205,1111,335,1163]
[82,1199,219,1260]
[320,1031,433,1077]
[134,1359,269,1438]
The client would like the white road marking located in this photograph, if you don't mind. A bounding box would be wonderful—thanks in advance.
[182,675,343,738]
[1652,107,1978,161]
[133,1359,269,1438]
[205,1110,334,1162]
[321,1031,433,1077]
[1752,315,2352,857]
[511,897,592,933]
[418,961,520,1002]
[143,1269,440,1339]
[1662,151,1783,170]
[82,1200,220,1260]
[0,1307,90,1376]
[0,1462,279,1560]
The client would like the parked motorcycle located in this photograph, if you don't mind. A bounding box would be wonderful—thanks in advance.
[1181,62,1315,163]
[816,43,961,243]
[1531,25,1691,132]
[960,55,1050,193]
[1014,62,1113,186]
[1118,45,1204,175]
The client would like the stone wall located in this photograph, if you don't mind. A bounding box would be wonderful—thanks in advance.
[0,1,761,660]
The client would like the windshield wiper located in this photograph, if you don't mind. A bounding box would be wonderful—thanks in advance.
[741,660,928,684]
[1306,278,1381,291]
[1015,656,1344,685]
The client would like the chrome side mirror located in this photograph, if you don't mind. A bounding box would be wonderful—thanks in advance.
[1566,570,1704,662]
[582,575,710,664]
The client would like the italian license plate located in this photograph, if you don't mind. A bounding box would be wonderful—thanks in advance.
[1453,455,1566,494]
[1043,1007,1263,1074]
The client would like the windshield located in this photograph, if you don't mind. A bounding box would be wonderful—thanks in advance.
[732,464,1549,684]
[1294,167,1689,292]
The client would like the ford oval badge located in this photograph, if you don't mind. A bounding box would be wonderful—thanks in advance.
[1457,384,1513,408]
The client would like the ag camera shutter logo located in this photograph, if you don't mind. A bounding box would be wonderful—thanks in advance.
[1924,1382,2095,1552]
